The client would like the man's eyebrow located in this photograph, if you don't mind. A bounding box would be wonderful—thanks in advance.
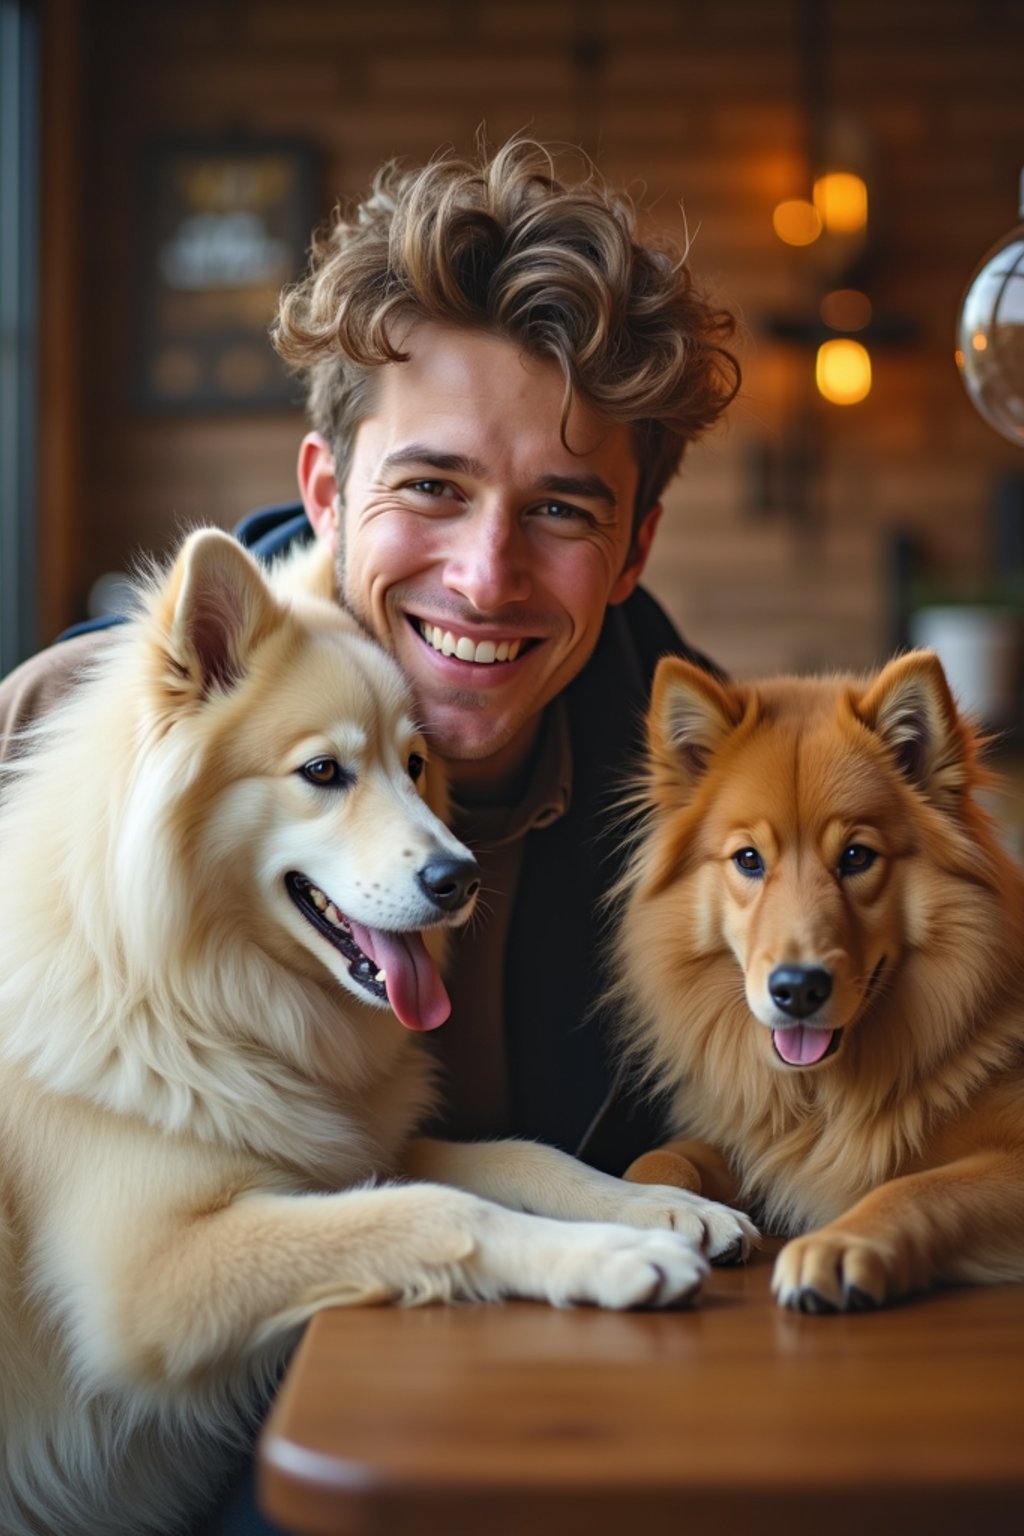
[536,473,618,508]
[380,448,618,508]
[380,446,487,477]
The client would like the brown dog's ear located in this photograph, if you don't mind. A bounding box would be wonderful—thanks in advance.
[650,657,742,781]
[854,649,967,796]
[154,529,282,699]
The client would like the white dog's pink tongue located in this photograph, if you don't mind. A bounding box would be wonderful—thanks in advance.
[772,1025,834,1066]
[348,921,451,1032]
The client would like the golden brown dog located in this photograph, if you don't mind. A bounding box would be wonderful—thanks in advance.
[617,650,1024,1312]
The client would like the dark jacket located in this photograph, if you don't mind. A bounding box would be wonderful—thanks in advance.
[236,505,718,1175]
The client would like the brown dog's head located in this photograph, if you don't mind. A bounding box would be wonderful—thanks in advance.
[629,650,1001,1074]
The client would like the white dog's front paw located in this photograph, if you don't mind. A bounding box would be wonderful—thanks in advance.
[612,1183,758,1264]
[556,1223,709,1309]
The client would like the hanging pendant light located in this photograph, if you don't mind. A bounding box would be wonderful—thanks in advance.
[956,169,1024,447]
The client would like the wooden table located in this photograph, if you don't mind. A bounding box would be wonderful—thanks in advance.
[258,1247,1024,1536]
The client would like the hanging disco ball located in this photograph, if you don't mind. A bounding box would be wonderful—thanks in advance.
[956,170,1024,447]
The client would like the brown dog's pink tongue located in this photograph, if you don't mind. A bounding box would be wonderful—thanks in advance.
[772,1025,834,1066]
[347,921,451,1032]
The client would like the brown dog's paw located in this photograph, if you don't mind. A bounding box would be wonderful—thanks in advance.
[624,1149,703,1193]
[771,1231,901,1313]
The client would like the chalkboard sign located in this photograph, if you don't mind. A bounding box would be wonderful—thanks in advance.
[137,140,316,410]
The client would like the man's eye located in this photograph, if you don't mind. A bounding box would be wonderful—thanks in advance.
[407,479,449,498]
[537,501,586,521]
[839,844,876,876]
[733,848,765,877]
[298,758,352,789]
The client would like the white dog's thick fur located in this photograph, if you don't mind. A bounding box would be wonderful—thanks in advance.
[0,530,752,1536]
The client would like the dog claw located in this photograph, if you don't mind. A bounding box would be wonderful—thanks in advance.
[643,1262,668,1307]
[631,1261,703,1311]
[711,1236,748,1267]
[795,1288,838,1315]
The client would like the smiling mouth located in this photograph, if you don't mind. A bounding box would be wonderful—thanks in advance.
[413,618,534,665]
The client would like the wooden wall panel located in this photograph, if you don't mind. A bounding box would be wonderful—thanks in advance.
[36,0,84,645]
[40,0,1024,681]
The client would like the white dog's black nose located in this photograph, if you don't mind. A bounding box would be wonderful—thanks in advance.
[418,855,481,913]
[769,965,833,1019]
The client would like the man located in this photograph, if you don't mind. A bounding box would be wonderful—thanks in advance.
[0,137,739,1531]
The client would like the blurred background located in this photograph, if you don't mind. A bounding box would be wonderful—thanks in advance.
[2,0,1023,704]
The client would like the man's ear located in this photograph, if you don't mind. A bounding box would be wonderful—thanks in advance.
[298,432,341,553]
[609,503,662,605]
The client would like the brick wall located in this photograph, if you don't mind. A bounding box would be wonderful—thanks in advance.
[64,0,1024,677]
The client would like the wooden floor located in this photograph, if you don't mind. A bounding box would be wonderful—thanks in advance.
[258,1246,1024,1536]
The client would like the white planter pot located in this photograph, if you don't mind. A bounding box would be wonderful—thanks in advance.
[908,605,1021,729]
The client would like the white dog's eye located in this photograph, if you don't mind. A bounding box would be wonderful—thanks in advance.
[407,752,425,783]
[299,757,352,789]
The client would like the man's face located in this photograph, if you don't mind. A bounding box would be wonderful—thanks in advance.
[302,323,658,797]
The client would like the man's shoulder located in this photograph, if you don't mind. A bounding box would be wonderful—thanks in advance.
[0,631,114,763]
[557,585,723,810]
[573,587,723,717]
[616,585,725,682]
[234,502,311,561]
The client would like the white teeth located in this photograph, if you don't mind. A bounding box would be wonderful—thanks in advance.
[419,621,525,665]
[308,886,350,930]
[302,882,353,934]
[374,969,387,983]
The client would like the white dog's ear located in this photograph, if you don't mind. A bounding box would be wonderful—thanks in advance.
[157,529,281,697]
[649,657,743,783]
[854,649,968,797]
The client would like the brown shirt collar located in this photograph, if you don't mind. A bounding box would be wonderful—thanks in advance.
[450,698,572,850]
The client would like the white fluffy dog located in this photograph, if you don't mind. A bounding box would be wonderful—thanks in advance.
[0,530,751,1534]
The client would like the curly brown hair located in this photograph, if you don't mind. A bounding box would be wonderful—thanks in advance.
[273,138,740,528]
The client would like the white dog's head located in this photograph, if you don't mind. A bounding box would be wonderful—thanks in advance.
[121,529,479,1033]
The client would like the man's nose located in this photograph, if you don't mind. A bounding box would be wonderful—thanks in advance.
[442,505,532,611]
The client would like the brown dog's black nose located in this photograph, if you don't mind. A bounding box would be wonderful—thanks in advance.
[418,856,481,913]
[769,965,833,1019]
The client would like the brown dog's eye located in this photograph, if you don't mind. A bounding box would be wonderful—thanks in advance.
[839,844,876,876]
[408,752,425,783]
[733,847,764,877]
[299,758,352,789]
